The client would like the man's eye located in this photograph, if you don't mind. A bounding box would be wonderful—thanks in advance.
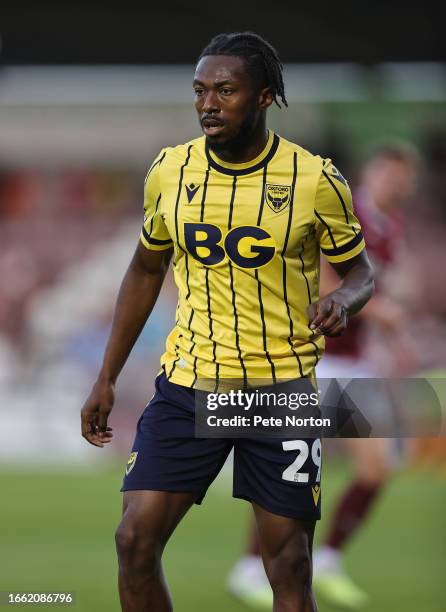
[221,88,233,95]
[194,89,204,96]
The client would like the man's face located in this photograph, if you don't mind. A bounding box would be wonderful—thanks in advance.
[193,55,272,150]
[364,157,417,212]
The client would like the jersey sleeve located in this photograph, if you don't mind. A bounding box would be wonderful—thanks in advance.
[140,150,173,251]
[314,159,365,263]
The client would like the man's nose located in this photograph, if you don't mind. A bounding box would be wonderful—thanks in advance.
[202,90,220,114]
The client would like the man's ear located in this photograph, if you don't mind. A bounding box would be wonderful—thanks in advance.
[258,87,273,110]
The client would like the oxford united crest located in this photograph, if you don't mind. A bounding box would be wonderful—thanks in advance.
[265,184,291,213]
[126,451,138,475]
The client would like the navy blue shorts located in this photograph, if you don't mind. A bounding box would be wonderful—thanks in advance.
[121,372,321,521]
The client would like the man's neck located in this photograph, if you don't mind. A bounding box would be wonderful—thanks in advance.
[210,125,269,164]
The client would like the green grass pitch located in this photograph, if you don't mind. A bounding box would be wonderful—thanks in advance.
[0,460,444,611]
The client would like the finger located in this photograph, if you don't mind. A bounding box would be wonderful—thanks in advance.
[81,402,110,446]
[82,416,99,438]
[97,407,111,432]
[91,425,113,436]
[81,417,94,437]
[82,412,102,439]
[311,313,335,335]
[324,321,347,337]
[309,300,333,329]
[82,432,106,448]
[81,404,98,434]
[99,431,114,441]
[318,304,344,334]
[86,425,113,445]
[323,311,348,337]
[93,431,113,445]
[91,425,113,432]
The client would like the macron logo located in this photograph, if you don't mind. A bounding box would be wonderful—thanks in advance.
[185,183,200,203]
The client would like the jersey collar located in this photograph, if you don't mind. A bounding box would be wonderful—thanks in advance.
[205,130,280,176]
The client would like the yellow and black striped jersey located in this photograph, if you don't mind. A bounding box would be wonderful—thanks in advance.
[141,130,365,388]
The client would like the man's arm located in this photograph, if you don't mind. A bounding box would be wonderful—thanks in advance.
[308,250,374,337]
[320,252,406,331]
[81,242,173,447]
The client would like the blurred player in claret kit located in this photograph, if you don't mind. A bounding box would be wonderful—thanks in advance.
[228,145,418,610]
[313,144,419,607]
[80,32,374,611]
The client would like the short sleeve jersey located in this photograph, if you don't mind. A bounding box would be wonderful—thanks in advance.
[140,131,365,387]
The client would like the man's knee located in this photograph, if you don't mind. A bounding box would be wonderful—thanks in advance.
[115,520,162,576]
[350,439,393,485]
[266,545,312,593]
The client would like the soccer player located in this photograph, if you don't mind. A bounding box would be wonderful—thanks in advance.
[80,32,374,612]
[312,144,419,608]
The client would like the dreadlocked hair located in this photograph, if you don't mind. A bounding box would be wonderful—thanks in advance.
[199,31,288,108]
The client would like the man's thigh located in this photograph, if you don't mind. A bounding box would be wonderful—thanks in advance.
[121,372,232,503]
[252,501,316,560]
[233,436,322,521]
[119,490,198,546]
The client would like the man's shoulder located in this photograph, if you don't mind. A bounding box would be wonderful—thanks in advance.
[277,134,325,171]
[278,136,352,192]
[158,136,206,168]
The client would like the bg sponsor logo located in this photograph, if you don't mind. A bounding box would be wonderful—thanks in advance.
[184,223,276,269]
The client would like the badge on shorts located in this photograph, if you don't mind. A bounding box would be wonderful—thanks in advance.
[311,485,321,506]
[265,184,291,213]
[126,452,138,475]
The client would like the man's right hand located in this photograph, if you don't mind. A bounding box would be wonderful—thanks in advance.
[81,378,115,447]
[79,243,172,448]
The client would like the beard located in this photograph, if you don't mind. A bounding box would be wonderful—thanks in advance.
[205,107,258,154]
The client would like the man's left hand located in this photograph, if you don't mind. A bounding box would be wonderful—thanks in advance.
[308,295,348,337]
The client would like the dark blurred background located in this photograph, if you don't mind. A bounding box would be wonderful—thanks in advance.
[0,4,445,612]
[0,1,444,64]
